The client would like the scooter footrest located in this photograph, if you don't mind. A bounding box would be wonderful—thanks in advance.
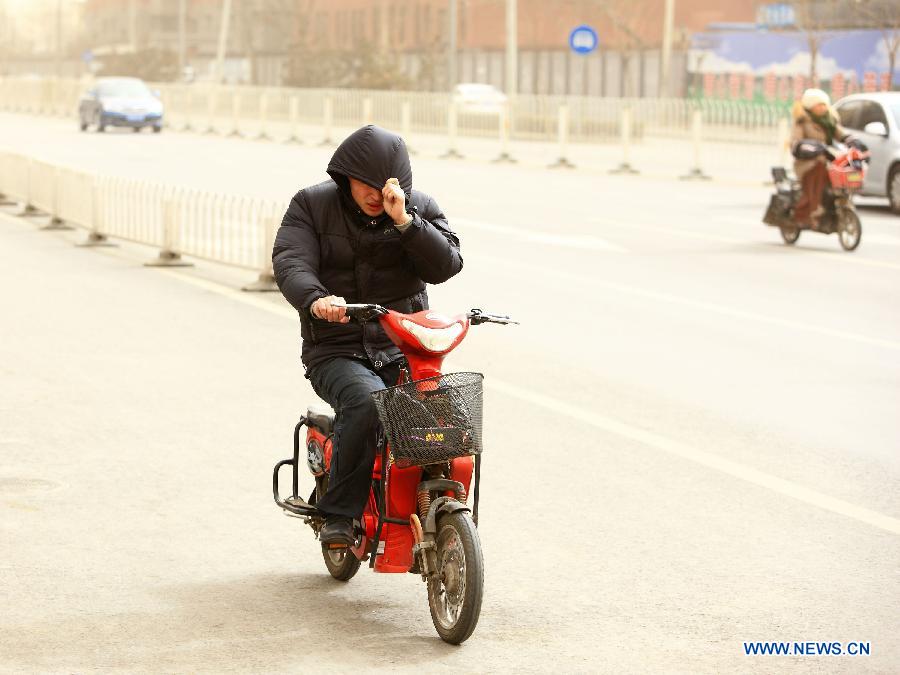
[281,495,318,516]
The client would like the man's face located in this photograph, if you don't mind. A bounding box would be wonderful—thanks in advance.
[349,177,384,216]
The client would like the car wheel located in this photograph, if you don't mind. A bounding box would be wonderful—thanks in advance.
[889,165,900,215]
[152,125,162,134]
[132,126,141,133]
[79,116,88,132]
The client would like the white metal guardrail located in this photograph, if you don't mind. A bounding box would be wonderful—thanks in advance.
[0,149,285,288]
[0,75,793,182]
[0,76,788,146]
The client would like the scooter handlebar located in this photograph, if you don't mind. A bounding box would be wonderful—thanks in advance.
[332,302,388,323]
[334,302,517,326]
[468,308,518,325]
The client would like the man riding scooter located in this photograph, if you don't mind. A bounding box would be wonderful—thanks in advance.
[791,88,864,229]
[272,125,463,546]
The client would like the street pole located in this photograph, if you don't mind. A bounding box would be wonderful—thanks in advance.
[659,0,675,97]
[178,0,187,80]
[129,0,137,52]
[215,0,233,83]
[448,0,458,91]
[55,0,62,79]
[505,0,517,99]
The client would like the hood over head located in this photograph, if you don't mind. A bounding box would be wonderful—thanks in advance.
[327,125,413,199]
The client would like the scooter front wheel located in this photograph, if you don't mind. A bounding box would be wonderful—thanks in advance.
[838,209,862,251]
[427,511,484,644]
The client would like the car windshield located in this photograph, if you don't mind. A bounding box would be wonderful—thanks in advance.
[97,80,151,98]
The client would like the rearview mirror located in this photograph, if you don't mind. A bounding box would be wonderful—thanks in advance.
[863,121,888,136]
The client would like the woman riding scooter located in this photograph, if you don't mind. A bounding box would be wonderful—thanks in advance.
[791,88,856,229]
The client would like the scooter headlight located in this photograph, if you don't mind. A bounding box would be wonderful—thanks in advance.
[401,320,463,352]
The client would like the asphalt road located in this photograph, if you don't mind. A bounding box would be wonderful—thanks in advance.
[1,113,899,673]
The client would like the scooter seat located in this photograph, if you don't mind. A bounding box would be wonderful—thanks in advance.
[307,403,335,436]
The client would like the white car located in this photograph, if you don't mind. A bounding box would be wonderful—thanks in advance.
[452,83,508,115]
[834,92,900,213]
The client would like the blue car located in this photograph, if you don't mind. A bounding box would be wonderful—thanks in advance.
[78,77,164,133]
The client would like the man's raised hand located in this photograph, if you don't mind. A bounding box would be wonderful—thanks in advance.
[382,178,408,226]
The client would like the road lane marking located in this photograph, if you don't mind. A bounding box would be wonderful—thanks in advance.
[590,218,900,271]
[481,377,900,536]
[155,269,297,320]
[152,267,900,537]
[472,253,900,352]
[456,217,628,253]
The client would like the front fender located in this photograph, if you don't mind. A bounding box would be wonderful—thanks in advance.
[423,496,471,535]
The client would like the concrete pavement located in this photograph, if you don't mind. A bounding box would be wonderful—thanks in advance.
[1,113,899,672]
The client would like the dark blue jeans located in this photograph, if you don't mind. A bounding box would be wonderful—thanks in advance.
[308,357,400,519]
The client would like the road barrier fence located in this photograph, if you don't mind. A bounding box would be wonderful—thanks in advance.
[0,76,791,180]
[0,150,284,289]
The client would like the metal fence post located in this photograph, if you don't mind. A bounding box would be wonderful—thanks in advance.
[285,95,302,144]
[493,102,516,163]
[183,87,194,132]
[610,106,639,174]
[777,116,790,168]
[400,100,414,154]
[205,88,218,134]
[228,90,242,138]
[145,196,193,267]
[440,101,463,159]
[549,103,575,169]
[242,214,280,292]
[319,96,334,146]
[680,109,712,180]
[78,178,116,247]
[257,91,271,140]
[41,166,73,230]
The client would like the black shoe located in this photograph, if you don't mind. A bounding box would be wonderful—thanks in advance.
[320,516,355,547]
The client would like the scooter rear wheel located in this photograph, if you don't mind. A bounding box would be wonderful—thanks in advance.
[321,543,361,581]
[427,511,484,644]
[779,226,800,245]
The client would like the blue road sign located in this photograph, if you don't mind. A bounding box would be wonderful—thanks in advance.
[569,25,599,55]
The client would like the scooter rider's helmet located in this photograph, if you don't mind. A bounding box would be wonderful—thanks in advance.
[801,88,830,111]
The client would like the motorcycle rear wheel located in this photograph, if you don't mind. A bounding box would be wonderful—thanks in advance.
[427,511,484,644]
[321,542,361,581]
[779,226,800,245]
[838,209,862,252]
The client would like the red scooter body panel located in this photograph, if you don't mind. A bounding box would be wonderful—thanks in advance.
[374,464,422,572]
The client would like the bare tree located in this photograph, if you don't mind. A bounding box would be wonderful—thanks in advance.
[858,0,900,88]
[793,0,843,84]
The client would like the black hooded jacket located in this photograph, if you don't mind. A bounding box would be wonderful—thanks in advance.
[273,125,463,373]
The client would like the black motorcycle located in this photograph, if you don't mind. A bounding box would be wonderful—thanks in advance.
[763,142,869,252]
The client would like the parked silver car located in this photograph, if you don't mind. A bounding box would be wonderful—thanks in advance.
[834,92,900,214]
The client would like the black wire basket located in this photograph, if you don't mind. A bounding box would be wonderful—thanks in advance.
[371,372,484,467]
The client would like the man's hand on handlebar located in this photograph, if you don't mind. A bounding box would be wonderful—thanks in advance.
[311,296,350,323]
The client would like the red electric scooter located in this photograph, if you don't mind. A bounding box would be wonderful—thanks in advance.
[273,303,515,644]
